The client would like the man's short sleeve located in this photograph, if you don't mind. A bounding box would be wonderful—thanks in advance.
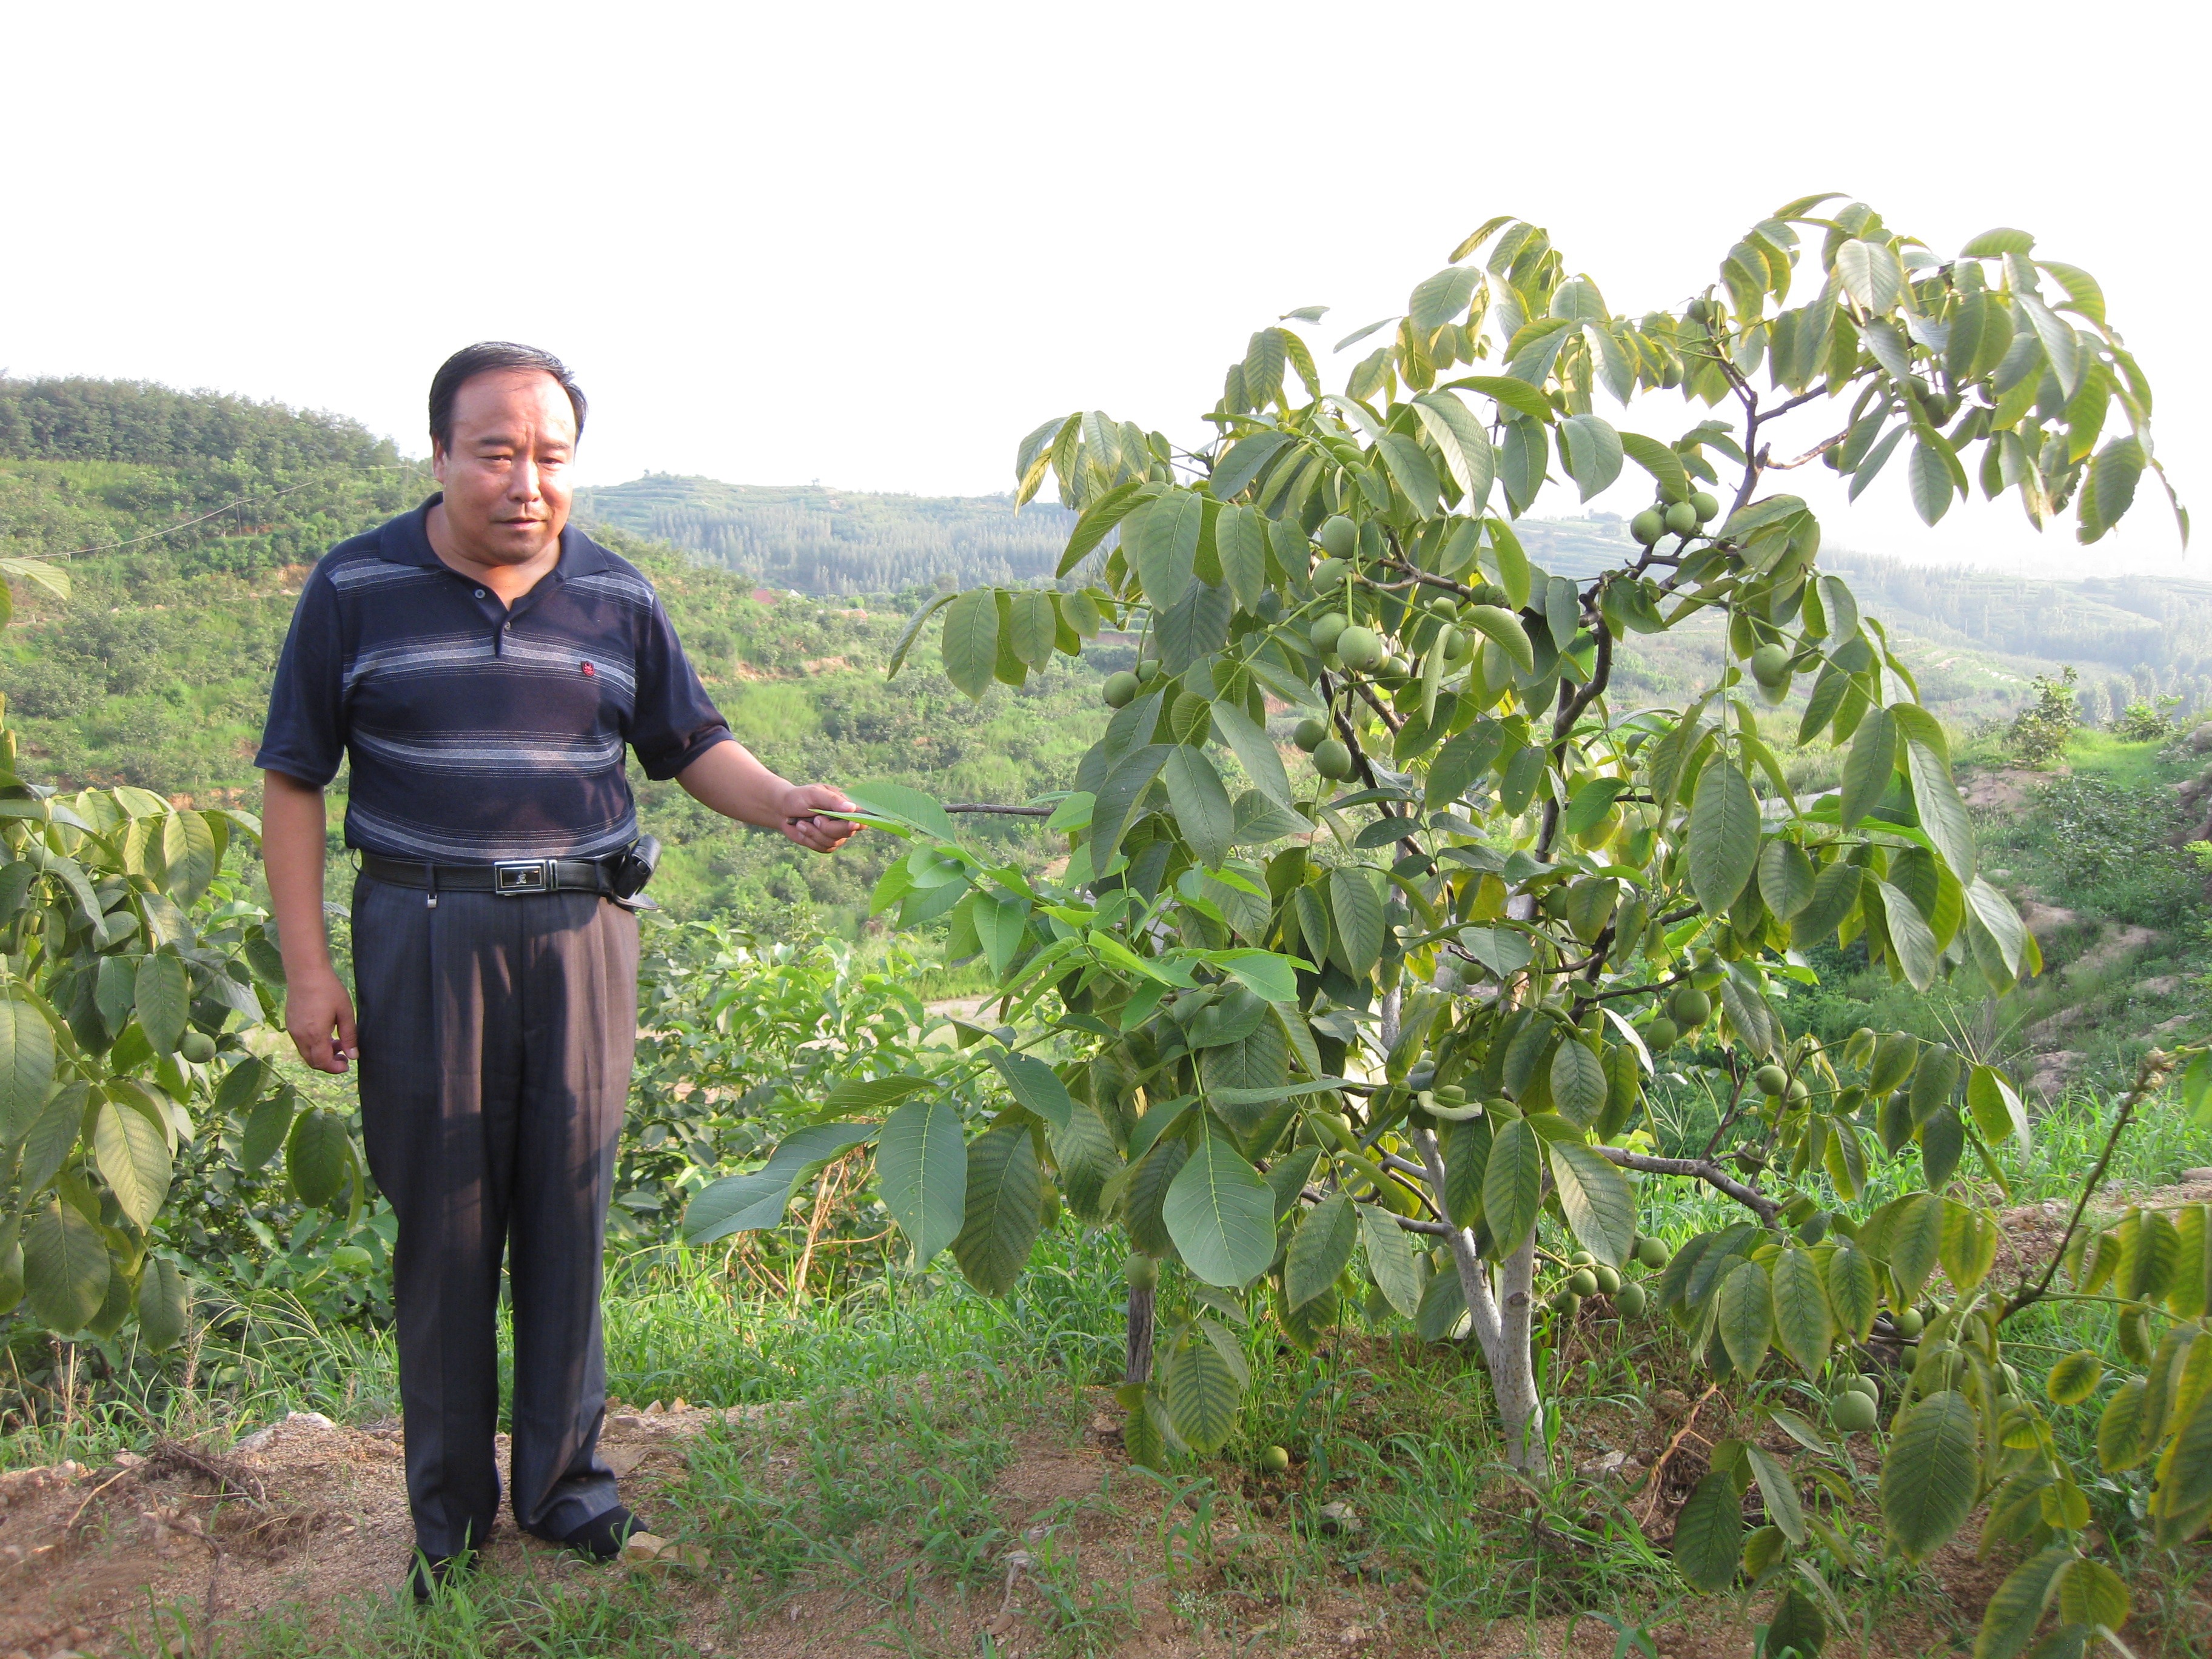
[253,571,348,788]
[628,597,732,780]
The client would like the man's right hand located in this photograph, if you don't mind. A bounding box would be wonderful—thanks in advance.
[287,968,360,1074]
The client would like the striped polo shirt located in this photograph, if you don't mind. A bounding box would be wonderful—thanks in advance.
[255,496,731,863]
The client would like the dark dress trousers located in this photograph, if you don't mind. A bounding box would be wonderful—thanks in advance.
[256,498,729,1556]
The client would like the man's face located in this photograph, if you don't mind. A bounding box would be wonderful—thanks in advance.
[431,369,577,565]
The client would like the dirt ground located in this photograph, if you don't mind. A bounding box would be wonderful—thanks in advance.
[6,1183,2212,1658]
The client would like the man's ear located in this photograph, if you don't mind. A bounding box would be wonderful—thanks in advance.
[429,439,449,485]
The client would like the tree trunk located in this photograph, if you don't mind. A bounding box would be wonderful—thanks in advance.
[1125,1280,1155,1384]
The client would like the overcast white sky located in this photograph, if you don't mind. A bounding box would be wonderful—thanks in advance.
[3,1,2198,577]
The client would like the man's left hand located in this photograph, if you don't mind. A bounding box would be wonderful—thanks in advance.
[779,783,863,852]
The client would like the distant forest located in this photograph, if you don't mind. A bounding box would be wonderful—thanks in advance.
[574,475,1079,595]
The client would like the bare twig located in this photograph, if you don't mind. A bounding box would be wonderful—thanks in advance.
[943,803,1054,817]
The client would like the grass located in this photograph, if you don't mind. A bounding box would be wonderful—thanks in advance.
[13,1082,2201,1657]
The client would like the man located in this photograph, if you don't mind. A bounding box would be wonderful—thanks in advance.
[256,342,860,1599]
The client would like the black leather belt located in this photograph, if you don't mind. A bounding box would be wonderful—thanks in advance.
[362,853,620,896]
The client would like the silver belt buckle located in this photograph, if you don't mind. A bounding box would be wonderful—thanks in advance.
[493,859,553,894]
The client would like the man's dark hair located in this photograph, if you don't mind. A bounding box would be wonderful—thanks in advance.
[428,342,587,451]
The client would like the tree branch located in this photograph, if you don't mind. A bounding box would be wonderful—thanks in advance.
[1592,1144,1778,1225]
[943,803,1055,817]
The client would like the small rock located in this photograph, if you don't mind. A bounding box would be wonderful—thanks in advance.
[1336,1624,1375,1646]
[113,1451,146,1470]
[1655,1389,1692,1420]
[609,1414,647,1432]
[1316,1500,1362,1534]
[2184,1168,2212,1184]
[620,1532,706,1569]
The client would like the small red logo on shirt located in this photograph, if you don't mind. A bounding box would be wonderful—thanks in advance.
[581,662,596,676]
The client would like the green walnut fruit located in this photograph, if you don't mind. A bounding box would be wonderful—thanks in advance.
[1786,1079,1811,1104]
[1664,501,1700,537]
[1636,1236,1670,1270]
[1102,671,1139,709]
[1381,654,1411,682]
[1552,1290,1583,1318]
[179,1031,217,1064]
[1312,557,1349,589]
[1335,626,1387,671]
[1630,508,1666,546]
[1894,1307,1926,1338]
[1318,515,1358,560]
[1667,985,1712,1027]
[1568,1269,1600,1298]
[1614,1281,1649,1317]
[1846,1375,1881,1401]
[1309,612,1350,654]
[1567,1249,1594,1267]
[1312,739,1355,780]
[1426,592,1461,618]
[1689,957,1726,991]
[1292,716,1328,752]
[1433,1084,1468,1105]
[1753,1064,1789,1097]
[1829,1390,1879,1434]
[1594,1264,1621,1296]
[1642,1016,1679,1051]
[1470,581,1510,608]
[1690,491,1720,523]
[1751,643,1792,686]
[1127,1255,1159,1293]
[1261,1444,1292,1473]
[1135,658,1162,685]
[1438,626,1469,663]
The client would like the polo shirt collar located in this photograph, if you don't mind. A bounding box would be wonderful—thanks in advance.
[389,494,614,579]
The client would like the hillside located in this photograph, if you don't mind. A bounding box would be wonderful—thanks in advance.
[572,474,1079,595]
[8,374,2212,933]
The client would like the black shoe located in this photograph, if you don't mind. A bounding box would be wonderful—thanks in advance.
[555,1504,644,1561]
[406,1548,474,1604]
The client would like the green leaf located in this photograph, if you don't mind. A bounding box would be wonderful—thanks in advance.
[2098,1377,2149,1472]
[1835,239,1903,312]
[1968,1065,2031,1156]
[1285,1191,1357,1309]
[877,1096,968,1265]
[133,953,189,1057]
[0,997,55,1144]
[1909,441,1954,526]
[1481,1119,1543,1253]
[1882,1390,1981,1561]
[2053,1558,2129,1634]
[1688,757,1761,916]
[1463,603,1535,675]
[1962,227,2036,258]
[1213,503,1270,609]
[1904,733,1976,880]
[1093,745,1173,865]
[22,1196,109,1333]
[1210,434,1292,504]
[1766,1585,1828,1659]
[824,1074,937,1114]
[682,1122,884,1243]
[1758,840,1815,920]
[1547,1041,1608,1129]
[1673,1470,1744,1591]
[2046,1350,2103,1408]
[1410,392,1495,506]
[1974,1546,2071,1659]
[1744,1443,1806,1546]
[1358,1202,1424,1317]
[93,1099,171,1228]
[286,1108,352,1208]
[1715,1256,1774,1375]
[136,1256,190,1353]
[988,1050,1074,1133]
[1770,1246,1835,1375]
[1840,706,1897,829]
[1161,746,1235,870]
[1129,491,1201,611]
[938,588,1001,700]
[1557,414,1624,501]
[1619,432,1689,501]
[1329,868,1385,979]
[159,810,218,905]
[1824,1241,1879,1341]
[1547,1140,1635,1268]
[1162,1324,1242,1454]
[1006,589,1057,670]
[240,1087,295,1173]
[1876,880,1941,991]
[1164,1133,1275,1289]
[951,1120,1044,1296]
[1409,264,1481,331]
[887,591,956,677]
[2079,436,2144,542]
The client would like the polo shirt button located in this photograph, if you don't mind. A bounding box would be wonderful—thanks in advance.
[475,588,486,598]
